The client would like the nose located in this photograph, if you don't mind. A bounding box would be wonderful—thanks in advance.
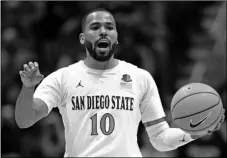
[100,26,107,37]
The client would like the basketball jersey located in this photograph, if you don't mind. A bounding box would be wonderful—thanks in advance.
[33,60,166,157]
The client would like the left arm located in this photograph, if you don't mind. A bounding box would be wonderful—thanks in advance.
[139,70,195,152]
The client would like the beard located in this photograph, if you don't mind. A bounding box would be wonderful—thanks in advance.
[84,40,118,62]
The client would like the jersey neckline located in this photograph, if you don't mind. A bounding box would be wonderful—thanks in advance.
[80,59,123,73]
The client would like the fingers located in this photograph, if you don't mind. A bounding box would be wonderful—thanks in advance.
[34,62,39,68]
[220,109,225,124]
[24,64,30,72]
[19,70,25,77]
[28,62,35,69]
[20,61,39,77]
[211,110,225,133]
[207,130,212,135]
[33,62,44,79]
[220,114,225,123]
[29,61,38,72]
[221,109,225,116]
[215,123,221,131]
[206,109,225,135]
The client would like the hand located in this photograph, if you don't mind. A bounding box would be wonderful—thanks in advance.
[190,109,225,139]
[19,62,44,88]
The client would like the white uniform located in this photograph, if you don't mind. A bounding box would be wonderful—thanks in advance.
[34,60,166,157]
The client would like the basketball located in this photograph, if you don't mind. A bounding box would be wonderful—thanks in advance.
[171,83,223,135]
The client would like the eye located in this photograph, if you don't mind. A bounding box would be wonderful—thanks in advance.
[106,26,114,30]
[91,26,99,30]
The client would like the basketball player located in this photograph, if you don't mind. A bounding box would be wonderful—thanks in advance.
[15,8,225,157]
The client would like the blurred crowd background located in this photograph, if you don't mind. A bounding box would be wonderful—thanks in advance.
[1,1,226,157]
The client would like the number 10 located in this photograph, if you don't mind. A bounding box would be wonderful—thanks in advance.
[90,113,115,135]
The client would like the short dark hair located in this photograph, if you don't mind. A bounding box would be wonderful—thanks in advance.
[81,8,114,32]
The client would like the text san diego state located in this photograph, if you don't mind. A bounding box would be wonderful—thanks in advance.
[71,95,134,111]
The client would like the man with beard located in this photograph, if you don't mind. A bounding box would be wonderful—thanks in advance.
[15,8,225,157]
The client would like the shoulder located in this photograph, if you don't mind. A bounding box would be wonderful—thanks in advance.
[43,61,83,82]
[62,61,83,72]
[120,60,154,80]
[53,61,83,76]
[137,68,153,79]
[124,62,152,79]
[120,60,141,74]
[137,68,156,91]
[120,60,155,86]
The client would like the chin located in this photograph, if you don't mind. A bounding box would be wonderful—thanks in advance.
[95,53,113,62]
[97,51,109,56]
[95,57,110,62]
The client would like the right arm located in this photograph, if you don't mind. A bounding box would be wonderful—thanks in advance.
[15,86,48,128]
[15,62,47,128]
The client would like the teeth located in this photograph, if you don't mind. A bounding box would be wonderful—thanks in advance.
[99,41,108,44]
[98,39,109,43]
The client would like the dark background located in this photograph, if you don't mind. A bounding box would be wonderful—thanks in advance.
[1,1,226,157]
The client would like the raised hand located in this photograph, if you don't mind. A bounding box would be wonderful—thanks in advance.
[19,62,44,88]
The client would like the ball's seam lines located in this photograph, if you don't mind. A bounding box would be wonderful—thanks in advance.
[171,92,220,113]
[174,107,223,132]
[174,97,220,119]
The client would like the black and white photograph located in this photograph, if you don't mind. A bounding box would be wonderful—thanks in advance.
[1,1,226,157]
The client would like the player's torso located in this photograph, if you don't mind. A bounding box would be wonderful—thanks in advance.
[60,61,143,157]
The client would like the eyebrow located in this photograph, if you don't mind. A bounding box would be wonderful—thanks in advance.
[89,22,115,26]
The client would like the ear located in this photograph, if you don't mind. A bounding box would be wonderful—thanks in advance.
[79,33,85,44]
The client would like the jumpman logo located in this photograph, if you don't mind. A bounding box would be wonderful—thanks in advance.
[76,80,84,88]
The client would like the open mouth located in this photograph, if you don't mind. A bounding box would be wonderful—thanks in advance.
[96,40,109,48]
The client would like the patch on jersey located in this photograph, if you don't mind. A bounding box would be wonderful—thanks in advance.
[121,74,132,82]
[120,82,132,89]
[120,74,132,89]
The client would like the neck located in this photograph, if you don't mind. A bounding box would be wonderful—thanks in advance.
[84,55,118,70]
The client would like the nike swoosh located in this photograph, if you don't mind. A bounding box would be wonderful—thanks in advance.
[189,111,212,128]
